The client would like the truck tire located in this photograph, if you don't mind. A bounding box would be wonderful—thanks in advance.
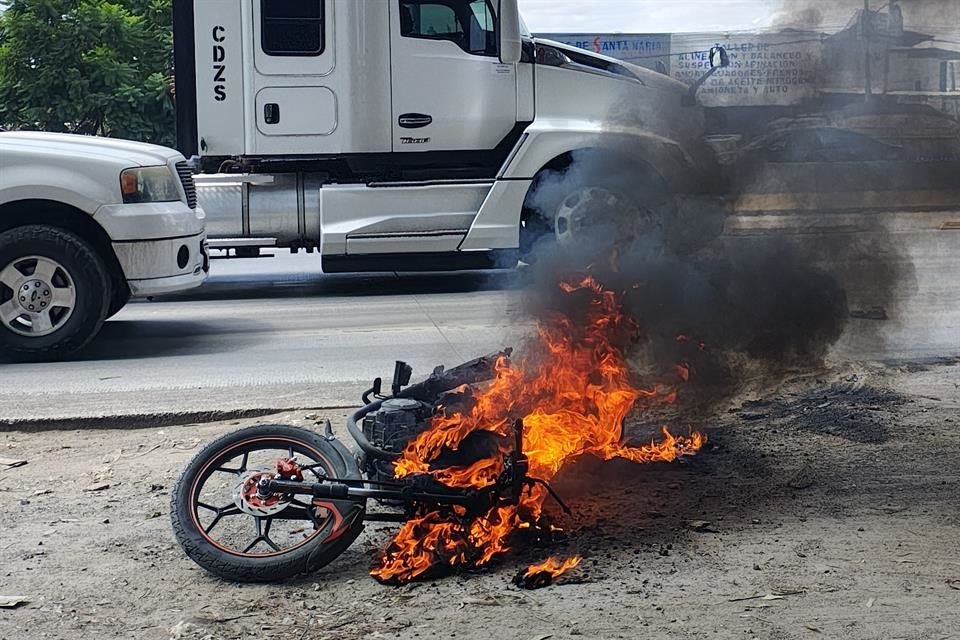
[0,225,112,361]
[520,159,676,263]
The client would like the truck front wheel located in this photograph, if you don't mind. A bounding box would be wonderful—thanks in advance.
[520,163,676,263]
[0,225,112,361]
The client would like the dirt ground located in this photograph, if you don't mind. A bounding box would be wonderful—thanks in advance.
[2,359,960,640]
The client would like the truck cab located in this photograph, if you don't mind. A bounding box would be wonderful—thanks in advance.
[174,0,715,271]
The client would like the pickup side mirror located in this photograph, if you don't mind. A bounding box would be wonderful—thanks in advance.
[498,0,522,64]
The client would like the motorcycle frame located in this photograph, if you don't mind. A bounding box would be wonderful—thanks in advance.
[258,417,529,523]
[256,350,529,524]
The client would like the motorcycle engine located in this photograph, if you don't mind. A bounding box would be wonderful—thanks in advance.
[361,398,434,483]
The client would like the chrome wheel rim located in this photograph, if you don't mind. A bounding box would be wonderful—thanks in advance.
[553,187,645,247]
[0,256,77,338]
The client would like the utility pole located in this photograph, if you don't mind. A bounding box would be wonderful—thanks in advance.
[863,0,873,103]
[883,0,897,95]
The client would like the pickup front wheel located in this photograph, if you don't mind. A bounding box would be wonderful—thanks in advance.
[0,225,111,361]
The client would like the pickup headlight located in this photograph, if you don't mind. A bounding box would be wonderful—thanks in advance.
[120,166,182,204]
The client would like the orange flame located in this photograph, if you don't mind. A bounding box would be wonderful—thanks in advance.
[523,555,582,580]
[371,276,706,584]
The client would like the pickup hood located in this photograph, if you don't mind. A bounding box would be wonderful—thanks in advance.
[0,131,181,168]
[0,131,189,213]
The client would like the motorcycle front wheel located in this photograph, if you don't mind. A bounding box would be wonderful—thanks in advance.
[171,424,366,582]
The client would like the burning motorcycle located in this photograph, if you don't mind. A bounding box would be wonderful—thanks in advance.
[172,351,543,582]
[171,277,705,584]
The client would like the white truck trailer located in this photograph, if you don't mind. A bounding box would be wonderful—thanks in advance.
[0,132,208,360]
[174,0,724,270]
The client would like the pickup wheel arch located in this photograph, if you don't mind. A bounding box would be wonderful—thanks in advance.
[0,199,128,311]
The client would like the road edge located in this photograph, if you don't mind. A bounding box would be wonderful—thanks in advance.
[0,405,357,432]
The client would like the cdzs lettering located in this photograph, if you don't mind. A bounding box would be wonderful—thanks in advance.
[212,26,227,102]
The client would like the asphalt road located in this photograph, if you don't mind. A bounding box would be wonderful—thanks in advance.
[0,255,529,422]
[1,209,958,424]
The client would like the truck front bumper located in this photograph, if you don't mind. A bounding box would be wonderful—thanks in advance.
[113,233,210,298]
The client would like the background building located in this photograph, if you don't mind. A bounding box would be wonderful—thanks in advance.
[539,4,960,135]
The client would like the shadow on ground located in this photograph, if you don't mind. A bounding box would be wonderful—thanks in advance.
[153,268,524,304]
[71,318,265,361]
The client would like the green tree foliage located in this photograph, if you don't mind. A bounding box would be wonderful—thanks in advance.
[0,0,175,146]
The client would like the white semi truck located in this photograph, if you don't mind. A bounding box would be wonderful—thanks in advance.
[174,0,725,270]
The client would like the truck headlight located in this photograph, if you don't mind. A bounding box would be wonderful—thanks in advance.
[120,166,182,204]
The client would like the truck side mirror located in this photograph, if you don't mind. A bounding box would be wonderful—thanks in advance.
[683,45,731,106]
[498,0,522,64]
[709,46,730,69]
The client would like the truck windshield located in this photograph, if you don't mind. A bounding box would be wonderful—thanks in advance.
[519,14,531,37]
[470,1,493,31]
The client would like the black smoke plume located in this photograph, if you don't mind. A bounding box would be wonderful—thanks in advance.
[519,148,914,419]
[772,0,959,31]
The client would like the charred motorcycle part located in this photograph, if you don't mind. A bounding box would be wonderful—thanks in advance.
[361,397,433,485]
[346,349,512,462]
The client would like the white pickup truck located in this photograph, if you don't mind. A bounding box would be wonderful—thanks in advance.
[0,131,209,361]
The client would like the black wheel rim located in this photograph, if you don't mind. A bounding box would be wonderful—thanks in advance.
[188,436,340,558]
